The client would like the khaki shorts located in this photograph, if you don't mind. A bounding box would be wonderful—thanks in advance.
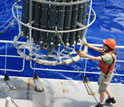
[98,72,113,94]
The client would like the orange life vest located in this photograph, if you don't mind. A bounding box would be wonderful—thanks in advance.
[99,51,116,74]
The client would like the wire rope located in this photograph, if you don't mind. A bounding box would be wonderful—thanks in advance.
[0,19,16,36]
[55,28,98,103]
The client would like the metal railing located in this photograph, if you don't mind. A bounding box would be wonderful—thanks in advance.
[11,0,96,65]
[0,39,124,77]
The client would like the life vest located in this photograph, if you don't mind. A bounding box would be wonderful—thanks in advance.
[99,51,116,74]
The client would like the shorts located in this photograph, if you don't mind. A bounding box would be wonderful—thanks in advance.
[98,72,113,94]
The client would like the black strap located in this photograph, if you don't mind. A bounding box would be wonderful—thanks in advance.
[105,54,115,77]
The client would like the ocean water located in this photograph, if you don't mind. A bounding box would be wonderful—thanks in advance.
[0,0,124,84]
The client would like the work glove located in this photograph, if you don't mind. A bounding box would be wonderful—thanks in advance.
[78,50,86,57]
[83,41,88,46]
[78,50,82,56]
[83,41,91,48]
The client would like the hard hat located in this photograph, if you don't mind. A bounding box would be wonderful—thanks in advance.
[103,38,116,49]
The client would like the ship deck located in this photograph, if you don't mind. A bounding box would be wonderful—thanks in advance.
[0,76,124,107]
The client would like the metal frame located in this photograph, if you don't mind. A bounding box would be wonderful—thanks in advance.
[0,40,124,76]
[0,40,25,72]
[12,1,96,33]
[11,0,96,65]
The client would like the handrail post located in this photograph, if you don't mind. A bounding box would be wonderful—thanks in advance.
[5,97,11,107]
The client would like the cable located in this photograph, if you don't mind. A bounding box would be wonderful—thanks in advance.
[0,19,16,36]
[55,28,98,103]
[0,82,20,107]
[11,98,20,107]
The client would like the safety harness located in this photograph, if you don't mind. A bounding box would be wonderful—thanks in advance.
[105,54,115,78]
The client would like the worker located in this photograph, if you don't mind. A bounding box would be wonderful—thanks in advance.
[78,38,117,107]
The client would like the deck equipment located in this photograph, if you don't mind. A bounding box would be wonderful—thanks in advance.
[12,0,96,66]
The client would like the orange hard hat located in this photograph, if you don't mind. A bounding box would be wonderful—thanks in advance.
[103,38,116,49]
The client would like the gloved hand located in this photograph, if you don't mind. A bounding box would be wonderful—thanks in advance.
[78,50,87,57]
[78,50,82,56]
[83,41,88,46]
[83,41,91,48]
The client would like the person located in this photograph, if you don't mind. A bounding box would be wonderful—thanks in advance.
[78,38,117,107]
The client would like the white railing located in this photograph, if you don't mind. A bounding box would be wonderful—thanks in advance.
[0,40,124,76]
[0,40,25,72]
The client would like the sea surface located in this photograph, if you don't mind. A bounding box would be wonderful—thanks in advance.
[0,0,124,84]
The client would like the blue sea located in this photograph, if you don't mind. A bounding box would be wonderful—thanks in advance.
[0,0,124,84]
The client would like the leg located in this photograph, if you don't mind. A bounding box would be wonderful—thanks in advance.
[105,87,112,98]
[100,92,105,104]
[105,88,116,104]
[95,93,104,107]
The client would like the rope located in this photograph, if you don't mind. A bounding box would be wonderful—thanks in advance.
[55,28,98,103]
[0,82,20,107]
[0,19,16,36]
[11,98,20,107]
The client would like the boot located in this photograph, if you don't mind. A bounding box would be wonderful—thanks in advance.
[95,103,104,107]
[105,97,116,104]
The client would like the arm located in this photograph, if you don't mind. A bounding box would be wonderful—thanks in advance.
[87,44,103,52]
[84,42,103,52]
[84,54,102,61]
[78,51,102,61]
